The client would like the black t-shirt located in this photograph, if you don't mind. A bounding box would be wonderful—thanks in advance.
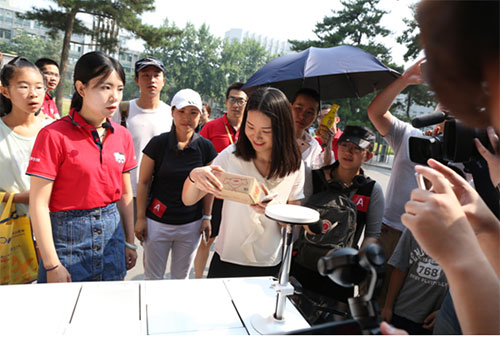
[143,131,217,224]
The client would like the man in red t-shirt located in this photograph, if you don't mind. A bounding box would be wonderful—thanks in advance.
[35,58,61,119]
[195,82,248,278]
[315,104,343,160]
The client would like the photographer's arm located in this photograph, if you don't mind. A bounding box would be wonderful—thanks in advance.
[475,127,500,187]
[426,159,500,277]
[368,59,425,136]
[402,164,500,334]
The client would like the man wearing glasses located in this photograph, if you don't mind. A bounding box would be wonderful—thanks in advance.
[195,82,247,278]
[35,58,61,119]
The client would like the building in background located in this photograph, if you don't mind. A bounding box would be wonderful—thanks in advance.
[225,28,291,55]
[0,1,141,81]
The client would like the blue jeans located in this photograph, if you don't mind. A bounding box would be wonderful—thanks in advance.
[38,203,126,282]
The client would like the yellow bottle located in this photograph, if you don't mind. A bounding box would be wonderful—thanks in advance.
[320,104,340,129]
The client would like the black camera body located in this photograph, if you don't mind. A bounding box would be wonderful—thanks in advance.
[409,116,492,165]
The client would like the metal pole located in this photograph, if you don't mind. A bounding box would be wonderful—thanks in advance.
[274,224,294,320]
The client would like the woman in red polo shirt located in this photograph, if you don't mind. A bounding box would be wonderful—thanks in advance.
[28,51,138,283]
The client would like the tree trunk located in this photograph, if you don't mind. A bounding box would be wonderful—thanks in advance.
[55,9,77,115]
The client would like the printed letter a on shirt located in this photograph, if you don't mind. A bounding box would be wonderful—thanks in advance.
[149,198,167,218]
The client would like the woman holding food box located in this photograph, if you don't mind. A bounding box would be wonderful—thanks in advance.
[182,87,304,278]
[135,88,217,280]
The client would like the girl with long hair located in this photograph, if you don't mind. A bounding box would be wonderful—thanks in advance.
[182,87,304,278]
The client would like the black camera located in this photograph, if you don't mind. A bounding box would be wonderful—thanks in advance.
[409,113,492,164]
[288,244,385,335]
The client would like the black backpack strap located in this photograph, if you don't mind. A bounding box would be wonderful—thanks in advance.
[352,177,376,248]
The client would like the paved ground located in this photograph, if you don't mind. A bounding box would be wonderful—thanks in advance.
[125,158,393,281]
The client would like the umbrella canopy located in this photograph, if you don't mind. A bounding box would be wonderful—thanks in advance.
[242,45,400,101]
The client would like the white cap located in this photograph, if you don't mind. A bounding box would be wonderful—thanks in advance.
[171,89,202,112]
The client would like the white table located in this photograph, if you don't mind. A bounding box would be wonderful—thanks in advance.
[1,277,309,336]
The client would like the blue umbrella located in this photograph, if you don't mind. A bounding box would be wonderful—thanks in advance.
[242,45,400,100]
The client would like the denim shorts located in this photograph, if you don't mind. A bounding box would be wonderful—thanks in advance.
[38,203,126,282]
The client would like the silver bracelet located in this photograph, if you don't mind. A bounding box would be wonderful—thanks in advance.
[124,241,138,250]
[202,215,212,221]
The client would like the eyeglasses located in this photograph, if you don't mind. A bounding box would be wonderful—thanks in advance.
[8,84,46,95]
[227,96,247,106]
[42,71,60,78]
[339,142,364,154]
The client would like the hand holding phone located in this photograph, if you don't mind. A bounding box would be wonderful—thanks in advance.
[415,172,432,191]
[260,192,278,204]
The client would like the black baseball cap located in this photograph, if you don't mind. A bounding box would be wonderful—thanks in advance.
[135,57,165,76]
[338,125,376,149]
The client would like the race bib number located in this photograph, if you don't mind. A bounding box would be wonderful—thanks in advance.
[417,261,442,280]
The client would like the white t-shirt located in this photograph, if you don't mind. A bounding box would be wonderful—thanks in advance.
[300,132,333,203]
[213,145,305,267]
[383,117,421,231]
[112,99,172,195]
[0,118,47,216]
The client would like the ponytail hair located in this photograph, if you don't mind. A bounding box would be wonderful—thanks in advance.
[0,57,43,116]
[70,51,125,111]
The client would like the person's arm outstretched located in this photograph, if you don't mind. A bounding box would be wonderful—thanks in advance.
[368,58,426,136]
[182,165,224,206]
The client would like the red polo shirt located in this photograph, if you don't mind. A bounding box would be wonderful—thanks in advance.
[200,114,239,153]
[40,92,59,119]
[27,110,137,212]
[316,129,343,161]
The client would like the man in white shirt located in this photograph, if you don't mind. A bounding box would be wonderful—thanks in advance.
[290,88,334,202]
[112,57,172,220]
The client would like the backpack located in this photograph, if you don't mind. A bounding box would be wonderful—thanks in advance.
[119,101,130,127]
[293,173,375,271]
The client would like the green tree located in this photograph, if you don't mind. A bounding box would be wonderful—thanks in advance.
[288,0,394,126]
[289,0,391,63]
[397,3,420,63]
[0,32,62,63]
[145,21,270,109]
[20,0,180,113]
[396,3,437,117]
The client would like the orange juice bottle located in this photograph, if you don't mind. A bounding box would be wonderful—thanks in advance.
[320,104,340,129]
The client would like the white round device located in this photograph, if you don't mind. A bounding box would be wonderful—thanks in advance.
[265,204,319,224]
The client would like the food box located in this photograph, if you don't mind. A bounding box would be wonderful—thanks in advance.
[213,171,261,204]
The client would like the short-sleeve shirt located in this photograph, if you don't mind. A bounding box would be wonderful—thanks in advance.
[301,132,334,203]
[26,110,137,212]
[213,145,305,267]
[315,129,343,161]
[383,118,422,231]
[389,229,448,323]
[143,131,217,225]
[199,114,238,153]
[110,99,172,196]
[40,92,59,119]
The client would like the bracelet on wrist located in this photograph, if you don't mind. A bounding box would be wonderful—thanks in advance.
[188,172,195,183]
[45,264,60,272]
[202,215,212,221]
[124,241,138,250]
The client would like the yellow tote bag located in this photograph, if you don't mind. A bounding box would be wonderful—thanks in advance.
[0,192,38,285]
